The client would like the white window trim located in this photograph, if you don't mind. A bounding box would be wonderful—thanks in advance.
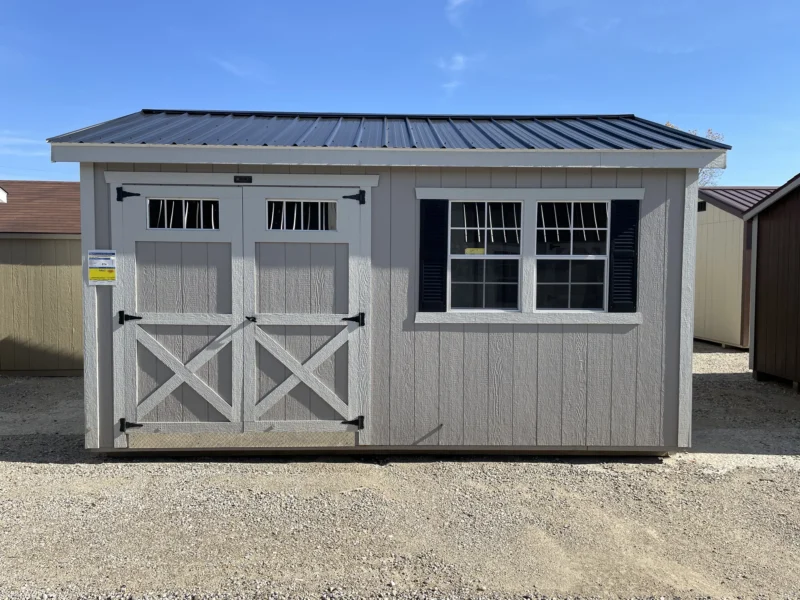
[534,200,610,311]
[448,200,522,311]
[416,187,644,326]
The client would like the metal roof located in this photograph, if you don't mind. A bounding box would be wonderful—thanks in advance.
[48,109,732,151]
[743,172,800,220]
[698,186,777,218]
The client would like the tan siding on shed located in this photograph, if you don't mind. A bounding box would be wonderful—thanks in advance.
[694,202,745,346]
[0,238,82,373]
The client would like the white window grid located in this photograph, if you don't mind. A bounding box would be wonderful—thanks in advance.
[447,200,523,312]
[146,198,219,230]
[534,200,610,312]
[267,199,337,231]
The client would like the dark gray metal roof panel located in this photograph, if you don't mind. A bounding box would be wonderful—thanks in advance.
[698,187,777,217]
[49,109,733,151]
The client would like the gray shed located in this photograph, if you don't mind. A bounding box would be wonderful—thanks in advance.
[48,110,730,453]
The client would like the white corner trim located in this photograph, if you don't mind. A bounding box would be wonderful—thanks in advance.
[414,311,643,325]
[103,171,380,188]
[79,163,100,449]
[0,186,6,203]
[749,215,758,370]
[678,168,699,448]
[415,187,646,201]
[51,142,727,170]
[743,176,800,220]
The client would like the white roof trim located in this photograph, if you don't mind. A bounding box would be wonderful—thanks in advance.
[51,142,727,170]
[0,186,6,203]
[743,175,800,220]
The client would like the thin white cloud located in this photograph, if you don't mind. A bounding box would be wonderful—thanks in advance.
[0,148,49,157]
[210,57,267,81]
[446,0,473,26]
[0,136,42,146]
[437,53,468,73]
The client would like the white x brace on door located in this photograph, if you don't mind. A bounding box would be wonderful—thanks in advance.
[242,187,370,436]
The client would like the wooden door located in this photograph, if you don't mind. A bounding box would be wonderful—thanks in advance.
[242,187,369,434]
[111,185,244,447]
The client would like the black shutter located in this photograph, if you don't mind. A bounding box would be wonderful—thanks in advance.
[419,199,449,312]
[608,199,640,313]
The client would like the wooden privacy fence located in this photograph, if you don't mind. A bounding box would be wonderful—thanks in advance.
[0,237,83,375]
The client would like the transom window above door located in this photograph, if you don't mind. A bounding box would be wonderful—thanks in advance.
[147,198,220,230]
[267,200,337,231]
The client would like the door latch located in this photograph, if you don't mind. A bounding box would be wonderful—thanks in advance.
[341,312,365,327]
[118,311,143,325]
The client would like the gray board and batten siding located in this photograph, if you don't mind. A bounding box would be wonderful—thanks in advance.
[86,162,695,451]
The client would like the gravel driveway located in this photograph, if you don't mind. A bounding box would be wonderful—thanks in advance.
[0,342,799,599]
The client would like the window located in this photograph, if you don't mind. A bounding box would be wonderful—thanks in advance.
[148,199,219,230]
[449,201,522,310]
[535,201,608,310]
[267,200,337,230]
[698,201,707,212]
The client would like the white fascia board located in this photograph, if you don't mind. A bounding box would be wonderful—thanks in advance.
[416,187,645,201]
[103,171,380,188]
[743,176,800,220]
[51,143,727,170]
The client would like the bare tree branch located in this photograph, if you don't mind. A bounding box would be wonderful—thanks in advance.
[665,122,724,186]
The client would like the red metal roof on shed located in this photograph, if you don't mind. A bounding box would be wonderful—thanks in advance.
[0,180,80,234]
[698,186,777,218]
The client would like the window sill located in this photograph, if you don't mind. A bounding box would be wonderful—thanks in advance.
[414,311,643,325]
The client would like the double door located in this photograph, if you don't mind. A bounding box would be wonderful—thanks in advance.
[110,184,369,447]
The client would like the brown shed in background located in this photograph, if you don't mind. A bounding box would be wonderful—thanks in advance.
[0,180,82,375]
[744,173,800,387]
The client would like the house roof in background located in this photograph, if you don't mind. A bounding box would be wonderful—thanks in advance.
[699,186,778,218]
[48,109,732,151]
[744,173,800,220]
[0,180,80,234]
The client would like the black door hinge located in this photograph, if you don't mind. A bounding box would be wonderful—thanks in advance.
[341,415,365,430]
[116,187,141,202]
[118,310,143,325]
[245,316,257,323]
[343,189,366,204]
[120,418,144,433]
[341,312,365,327]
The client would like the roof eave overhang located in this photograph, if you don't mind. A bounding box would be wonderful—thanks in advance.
[50,143,727,170]
[743,175,800,220]
[696,191,746,219]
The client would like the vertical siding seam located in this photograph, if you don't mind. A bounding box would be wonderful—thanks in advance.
[535,332,540,443]
[583,324,589,450]
[609,326,615,445]
[511,326,515,444]
[387,168,393,445]
[560,325,564,446]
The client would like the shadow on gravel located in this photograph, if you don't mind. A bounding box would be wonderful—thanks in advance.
[693,372,800,455]
[0,434,101,464]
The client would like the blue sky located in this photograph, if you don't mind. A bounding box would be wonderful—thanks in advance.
[1,0,798,185]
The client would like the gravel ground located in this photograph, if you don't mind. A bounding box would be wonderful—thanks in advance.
[0,342,799,599]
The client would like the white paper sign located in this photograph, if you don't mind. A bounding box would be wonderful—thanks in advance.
[88,250,117,285]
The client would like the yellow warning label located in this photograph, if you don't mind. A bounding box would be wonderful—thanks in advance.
[89,268,116,282]
[464,248,485,255]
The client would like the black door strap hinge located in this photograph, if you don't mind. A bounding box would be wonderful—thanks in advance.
[118,311,143,325]
[116,187,141,202]
[245,316,257,323]
[341,312,365,327]
[343,189,366,204]
[341,415,365,430]
[119,418,144,433]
